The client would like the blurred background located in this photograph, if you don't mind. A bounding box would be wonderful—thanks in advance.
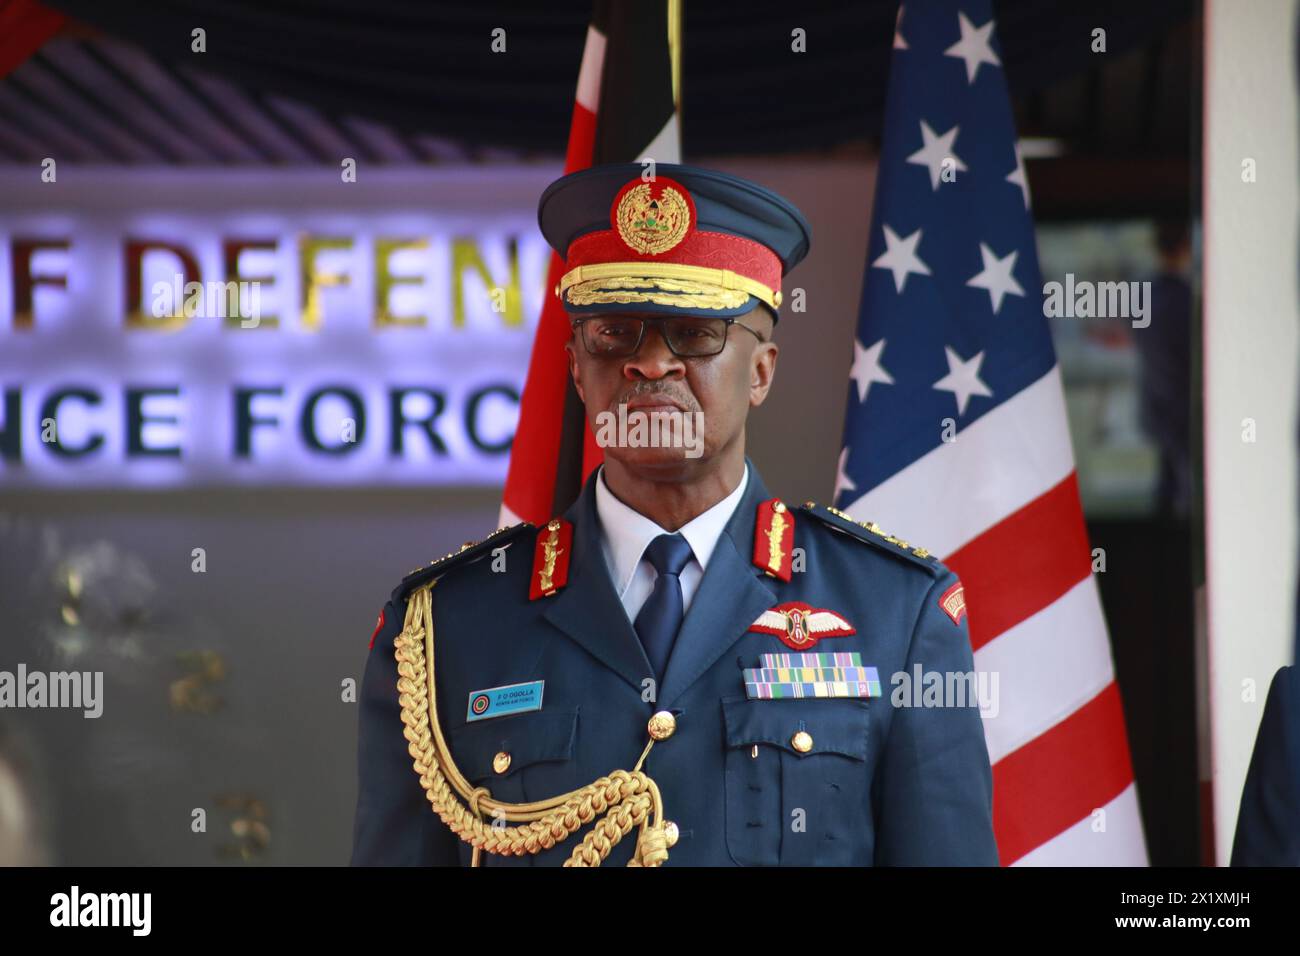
[0,0,1241,866]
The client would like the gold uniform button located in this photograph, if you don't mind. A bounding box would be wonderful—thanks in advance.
[663,821,680,847]
[647,711,677,741]
[492,751,511,774]
[791,731,813,753]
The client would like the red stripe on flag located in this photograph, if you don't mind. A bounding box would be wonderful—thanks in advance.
[945,472,1093,651]
[0,0,67,78]
[501,100,598,524]
[992,681,1136,865]
[502,261,577,522]
[581,407,604,480]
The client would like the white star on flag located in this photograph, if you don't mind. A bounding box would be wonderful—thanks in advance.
[894,4,908,50]
[907,120,967,191]
[932,345,993,415]
[872,224,931,294]
[1006,142,1030,209]
[849,338,894,402]
[833,446,857,501]
[966,242,1025,313]
[944,11,1001,84]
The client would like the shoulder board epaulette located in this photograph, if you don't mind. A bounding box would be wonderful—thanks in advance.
[798,501,941,575]
[397,522,533,599]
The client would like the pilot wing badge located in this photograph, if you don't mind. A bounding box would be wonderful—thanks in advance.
[749,601,856,651]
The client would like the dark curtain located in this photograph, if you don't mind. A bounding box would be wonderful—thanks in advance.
[38,0,1194,156]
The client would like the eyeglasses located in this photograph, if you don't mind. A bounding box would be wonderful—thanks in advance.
[571,315,764,358]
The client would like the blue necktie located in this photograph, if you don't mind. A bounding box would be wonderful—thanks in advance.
[634,533,694,686]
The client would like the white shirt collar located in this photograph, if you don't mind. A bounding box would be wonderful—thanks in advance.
[594,463,750,599]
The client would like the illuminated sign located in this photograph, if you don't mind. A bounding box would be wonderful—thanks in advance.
[0,168,557,487]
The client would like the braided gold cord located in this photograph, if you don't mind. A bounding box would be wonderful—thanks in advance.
[394,581,670,867]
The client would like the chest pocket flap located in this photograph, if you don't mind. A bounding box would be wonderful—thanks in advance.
[447,707,579,781]
[722,696,870,760]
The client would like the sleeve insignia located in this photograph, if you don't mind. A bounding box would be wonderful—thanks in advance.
[939,581,967,626]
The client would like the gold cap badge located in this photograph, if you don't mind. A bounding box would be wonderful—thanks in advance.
[614,180,692,255]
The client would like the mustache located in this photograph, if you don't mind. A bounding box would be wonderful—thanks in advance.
[614,383,698,412]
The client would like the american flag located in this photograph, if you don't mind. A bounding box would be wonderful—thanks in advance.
[835,0,1147,865]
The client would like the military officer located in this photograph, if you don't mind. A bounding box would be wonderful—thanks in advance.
[350,162,998,866]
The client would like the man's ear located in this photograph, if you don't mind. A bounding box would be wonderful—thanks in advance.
[749,341,778,408]
[747,307,778,407]
[564,338,585,402]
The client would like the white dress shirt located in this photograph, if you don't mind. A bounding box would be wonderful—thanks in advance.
[594,463,750,624]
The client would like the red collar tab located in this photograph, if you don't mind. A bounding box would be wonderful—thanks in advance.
[529,518,573,600]
[753,498,795,582]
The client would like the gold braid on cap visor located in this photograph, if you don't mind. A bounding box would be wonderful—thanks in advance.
[558,261,783,311]
[395,580,673,867]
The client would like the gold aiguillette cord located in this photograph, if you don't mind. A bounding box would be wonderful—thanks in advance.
[393,580,672,866]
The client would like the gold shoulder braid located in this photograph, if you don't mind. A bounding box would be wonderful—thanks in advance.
[394,579,673,866]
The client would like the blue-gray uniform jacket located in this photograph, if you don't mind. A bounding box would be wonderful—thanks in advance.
[351,462,999,866]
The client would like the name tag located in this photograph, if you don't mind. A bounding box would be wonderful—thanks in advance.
[466,680,545,722]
